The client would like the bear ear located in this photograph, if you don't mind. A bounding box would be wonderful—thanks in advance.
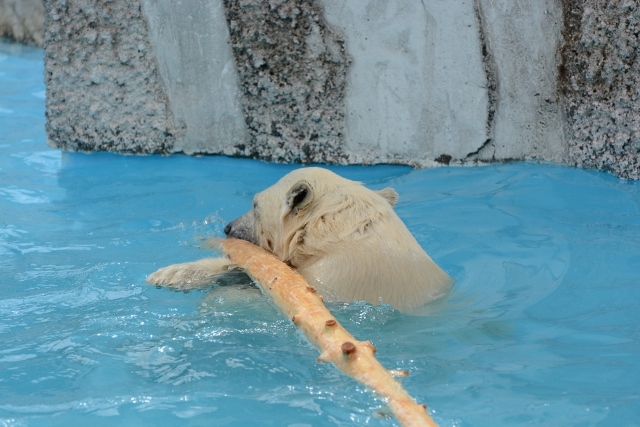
[286,180,314,215]
[375,187,399,207]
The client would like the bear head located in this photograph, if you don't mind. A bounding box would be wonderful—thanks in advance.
[223,167,398,269]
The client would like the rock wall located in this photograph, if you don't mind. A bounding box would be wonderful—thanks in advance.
[43,0,180,153]
[32,0,640,178]
[323,1,489,165]
[559,0,640,180]
[475,0,567,163]
[222,0,348,163]
[0,0,44,46]
[140,0,247,155]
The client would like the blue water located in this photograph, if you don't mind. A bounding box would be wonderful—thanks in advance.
[1,40,640,427]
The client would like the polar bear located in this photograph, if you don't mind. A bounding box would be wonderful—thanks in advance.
[147,167,454,313]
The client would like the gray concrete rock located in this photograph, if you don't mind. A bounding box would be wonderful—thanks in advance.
[35,0,640,179]
[0,0,44,46]
[222,0,349,164]
[559,0,640,180]
[141,0,248,155]
[474,0,567,163]
[323,0,488,166]
[43,0,180,153]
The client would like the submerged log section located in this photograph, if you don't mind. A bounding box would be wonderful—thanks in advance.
[220,238,439,427]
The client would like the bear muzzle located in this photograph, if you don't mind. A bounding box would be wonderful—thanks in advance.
[224,216,258,245]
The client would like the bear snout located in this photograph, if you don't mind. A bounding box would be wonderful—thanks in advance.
[224,217,257,245]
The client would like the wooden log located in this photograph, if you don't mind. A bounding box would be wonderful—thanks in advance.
[220,238,439,427]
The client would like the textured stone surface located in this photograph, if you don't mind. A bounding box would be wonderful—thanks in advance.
[37,0,640,179]
[473,0,567,163]
[323,0,488,166]
[140,0,247,155]
[222,0,349,164]
[560,0,640,180]
[44,0,179,153]
[0,0,44,46]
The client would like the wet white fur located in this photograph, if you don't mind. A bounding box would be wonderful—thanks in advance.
[147,167,454,312]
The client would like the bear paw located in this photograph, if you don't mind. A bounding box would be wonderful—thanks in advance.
[146,258,235,290]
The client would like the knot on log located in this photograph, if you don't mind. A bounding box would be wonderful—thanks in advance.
[341,341,357,355]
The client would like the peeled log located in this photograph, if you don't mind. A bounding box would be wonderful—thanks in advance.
[220,238,439,427]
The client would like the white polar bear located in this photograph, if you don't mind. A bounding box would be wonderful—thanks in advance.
[147,167,454,313]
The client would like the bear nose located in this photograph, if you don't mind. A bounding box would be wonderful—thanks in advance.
[223,224,232,235]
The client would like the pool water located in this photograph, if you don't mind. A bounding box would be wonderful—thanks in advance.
[1,40,640,427]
